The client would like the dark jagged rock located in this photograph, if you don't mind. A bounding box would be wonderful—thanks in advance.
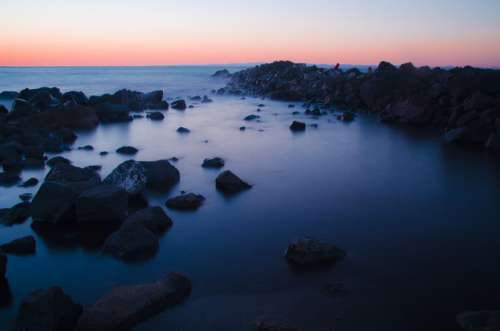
[171,100,187,110]
[285,238,345,265]
[146,112,165,121]
[123,207,173,235]
[212,69,231,78]
[289,121,306,132]
[102,222,159,261]
[0,254,5,278]
[77,273,191,331]
[176,126,190,134]
[76,184,128,224]
[104,160,147,195]
[456,311,500,331]
[215,170,252,193]
[14,287,82,331]
[45,164,101,193]
[62,91,89,105]
[202,157,225,169]
[139,160,180,191]
[31,182,78,225]
[0,202,31,225]
[0,235,36,255]
[116,146,138,155]
[47,156,71,168]
[166,193,205,210]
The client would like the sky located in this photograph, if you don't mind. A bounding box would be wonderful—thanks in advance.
[1,0,499,67]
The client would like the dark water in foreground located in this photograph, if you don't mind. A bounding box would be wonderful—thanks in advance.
[1,66,500,331]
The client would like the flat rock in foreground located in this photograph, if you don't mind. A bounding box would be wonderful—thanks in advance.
[457,311,500,331]
[15,287,82,331]
[285,238,345,266]
[77,272,191,331]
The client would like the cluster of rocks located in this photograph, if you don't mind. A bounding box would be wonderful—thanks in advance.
[226,61,500,150]
[12,272,191,331]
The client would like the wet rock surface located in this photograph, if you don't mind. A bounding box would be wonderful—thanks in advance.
[202,157,225,169]
[76,273,191,331]
[14,287,82,331]
[215,170,252,194]
[76,184,128,224]
[139,160,180,191]
[0,202,31,225]
[104,160,147,195]
[166,193,205,210]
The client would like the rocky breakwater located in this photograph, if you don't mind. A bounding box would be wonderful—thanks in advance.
[225,61,500,151]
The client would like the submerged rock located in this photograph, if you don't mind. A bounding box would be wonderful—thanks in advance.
[0,202,31,226]
[457,311,500,331]
[77,273,191,331]
[289,121,306,132]
[244,114,260,121]
[202,157,225,169]
[14,287,82,331]
[165,193,205,210]
[123,207,173,235]
[0,235,36,255]
[285,238,345,265]
[176,127,190,134]
[76,184,128,224]
[116,146,138,156]
[146,112,164,121]
[215,170,252,193]
[104,160,147,195]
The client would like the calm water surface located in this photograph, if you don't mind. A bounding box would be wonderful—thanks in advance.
[1,66,500,331]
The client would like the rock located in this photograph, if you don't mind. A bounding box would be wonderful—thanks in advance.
[31,182,79,225]
[212,69,231,78]
[146,112,164,121]
[0,236,36,254]
[215,170,252,193]
[165,193,205,210]
[445,127,468,143]
[171,100,187,110]
[47,156,71,168]
[457,311,500,331]
[139,160,180,191]
[486,133,500,150]
[77,273,191,331]
[289,121,306,132]
[19,193,33,202]
[0,202,31,226]
[20,177,39,188]
[253,321,301,331]
[45,164,101,193]
[102,222,159,261]
[239,126,246,131]
[0,254,5,278]
[99,151,109,156]
[190,96,202,101]
[202,157,225,169]
[104,160,147,195]
[78,145,94,151]
[116,146,138,155]
[0,172,21,186]
[202,95,213,103]
[123,207,173,235]
[176,127,190,134]
[244,114,260,121]
[62,91,89,105]
[14,287,82,331]
[285,238,346,265]
[0,91,18,99]
[76,184,128,224]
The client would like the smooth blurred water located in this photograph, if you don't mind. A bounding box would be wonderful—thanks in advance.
[1,67,500,331]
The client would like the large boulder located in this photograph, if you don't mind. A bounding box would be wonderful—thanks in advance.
[104,160,147,195]
[285,238,346,266]
[45,164,101,193]
[76,184,128,224]
[102,222,159,261]
[77,273,191,331]
[379,96,434,125]
[289,121,306,132]
[171,100,187,110]
[14,287,82,331]
[116,146,138,156]
[0,235,36,255]
[62,91,89,106]
[215,170,252,194]
[123,207,173,235]
[457,311,500,331]
[31,182,78,225]
[139,160,180,191]
[165,193,205,211]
